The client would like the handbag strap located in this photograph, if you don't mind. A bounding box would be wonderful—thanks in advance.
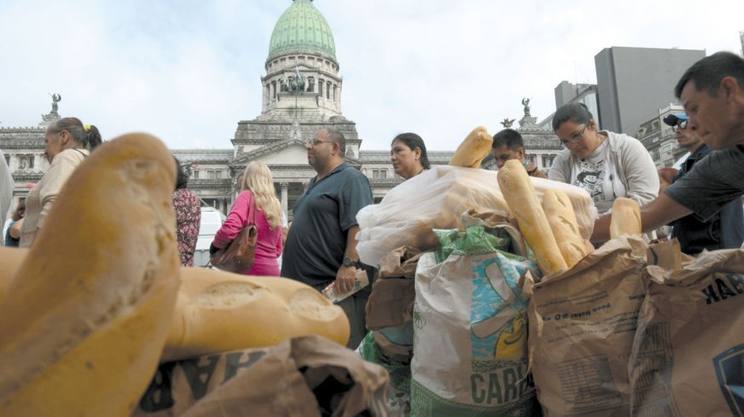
[247,190,257,225]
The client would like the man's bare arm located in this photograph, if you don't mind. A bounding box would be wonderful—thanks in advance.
[334,225,361,293]
[591,193,692,243]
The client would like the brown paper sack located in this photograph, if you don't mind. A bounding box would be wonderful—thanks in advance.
[629,248,744,417]
[134,335,390,417]
[365,246,421,331]
[528,236,648,416]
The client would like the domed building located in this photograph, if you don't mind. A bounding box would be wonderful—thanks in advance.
[0,0,561,220]
[169,0,452,216]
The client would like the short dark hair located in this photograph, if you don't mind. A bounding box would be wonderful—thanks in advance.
[552,102,594,132]
[674,51,744,98]
[492,129,524,150]
[323,128,346,155]
[174,157,189,190]
[392,132,431,169]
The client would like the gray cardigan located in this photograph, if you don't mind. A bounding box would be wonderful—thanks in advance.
[549,131,659,213]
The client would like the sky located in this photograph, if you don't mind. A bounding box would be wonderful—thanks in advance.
[1,0,743,152]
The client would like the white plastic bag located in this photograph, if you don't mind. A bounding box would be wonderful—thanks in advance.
[357,165,597,266]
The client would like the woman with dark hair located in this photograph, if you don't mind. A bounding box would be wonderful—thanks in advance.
[549,103,658,214]
[20,117,102,247]
[172,157,201,266]
[390,132,431,180]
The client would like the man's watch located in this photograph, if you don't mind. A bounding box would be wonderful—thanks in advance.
[342,256,361,268]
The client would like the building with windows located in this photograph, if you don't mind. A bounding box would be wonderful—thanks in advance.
[636,103,688,168]
[0,0,562,218]
[554,81,599,125]
[594,46,704,136]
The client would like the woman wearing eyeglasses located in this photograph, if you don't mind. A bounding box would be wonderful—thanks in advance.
[20,117,102,247]
[548,103,659,214]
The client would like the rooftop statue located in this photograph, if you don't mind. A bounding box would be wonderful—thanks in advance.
[51,93,61,113]
[521,98,531,117]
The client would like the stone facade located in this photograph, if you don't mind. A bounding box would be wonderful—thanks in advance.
[636,104,688,168]
[0,1,564,218]
[481,102,562,172]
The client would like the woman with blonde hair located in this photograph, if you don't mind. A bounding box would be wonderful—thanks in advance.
[211,161,284,276]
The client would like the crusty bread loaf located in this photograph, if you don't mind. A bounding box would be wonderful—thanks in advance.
[0,247,25,305]
[610,197,642,239]
[163,268,350,361]
[0,248,351,365]
[498,160,567,275]
[542,189,592,268]
[0,133,180,417]
[449,126,493,168]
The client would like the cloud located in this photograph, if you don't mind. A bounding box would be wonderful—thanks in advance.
[1,0,743,152]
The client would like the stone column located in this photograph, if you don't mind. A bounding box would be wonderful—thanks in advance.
[280,182,289,219]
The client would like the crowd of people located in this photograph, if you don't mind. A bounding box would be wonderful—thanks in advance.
[1,51,743,350]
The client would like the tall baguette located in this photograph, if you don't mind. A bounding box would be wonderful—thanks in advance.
[0,134,180,417]
[610,197,642,238]
[498,160,567,275]
[542,189,592,268]
[449,126,493,168]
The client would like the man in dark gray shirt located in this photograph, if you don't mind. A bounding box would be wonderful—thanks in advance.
[592,52,744,243]
[660,112,744,253]
[281,127,373,348]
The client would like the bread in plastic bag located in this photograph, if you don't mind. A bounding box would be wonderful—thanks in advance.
[357,165,598,266]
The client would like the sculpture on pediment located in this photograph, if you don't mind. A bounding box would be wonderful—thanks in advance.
[51,93,61,113]
[521,97,531,117]
[289,120,302,142]
[501,118,515,128]
[40,93,62,127]
[279,78,289,92]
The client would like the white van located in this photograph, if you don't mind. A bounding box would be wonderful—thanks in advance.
[193,206,226,267]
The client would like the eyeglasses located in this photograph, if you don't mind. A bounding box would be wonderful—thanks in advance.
[673,120,689,131]
[304,138,333,146]
[559,125,587,146]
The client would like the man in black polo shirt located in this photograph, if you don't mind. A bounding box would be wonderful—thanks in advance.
[592,51,744,243]
[281,127,373,348]
[659,112,744,253]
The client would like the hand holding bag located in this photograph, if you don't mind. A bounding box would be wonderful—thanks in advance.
[210,194,258,273]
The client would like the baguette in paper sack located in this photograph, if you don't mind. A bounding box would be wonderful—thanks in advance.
[356,165,597,267]
[528,236,648,417]
[629,247,744,416]
[135,335,390,417]
[411,215,540,416]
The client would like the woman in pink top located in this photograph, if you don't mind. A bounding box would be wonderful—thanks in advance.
[211,161,283,276]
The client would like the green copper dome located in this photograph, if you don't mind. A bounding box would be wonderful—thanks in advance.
[267,0,336,62]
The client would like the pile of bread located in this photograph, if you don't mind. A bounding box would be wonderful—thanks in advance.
[449,126,642,278]
[0,134,350,417]
[498,159,641,277]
